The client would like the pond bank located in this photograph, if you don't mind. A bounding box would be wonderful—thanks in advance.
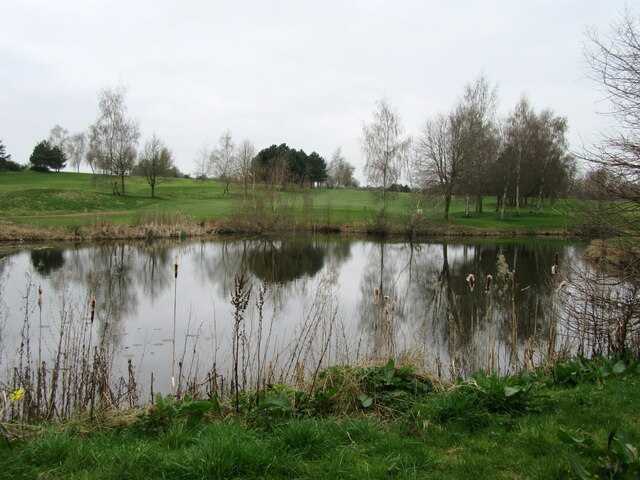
[0,218,572,245]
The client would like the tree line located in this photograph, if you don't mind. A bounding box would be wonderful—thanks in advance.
[10,85,358,198]
[361,76,574,219]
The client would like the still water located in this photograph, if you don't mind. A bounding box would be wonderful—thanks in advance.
[0,237,583,396]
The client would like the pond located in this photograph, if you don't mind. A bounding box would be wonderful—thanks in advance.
[0,236,587,414]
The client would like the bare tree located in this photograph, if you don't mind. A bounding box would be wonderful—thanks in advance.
[87,86,140,195]
[210,131,236,195]
[193,144,212,182]
[456,76,500,215]
[236,139,256,197]
[583,9,640,206]
[414,113,464,220]
[48,125,70,165]
[67,133,86,173]
[138,133,175,198]
[559,8,640,356]
[327,147,358,189]
[361,98,411,216]
[498,97,571,217]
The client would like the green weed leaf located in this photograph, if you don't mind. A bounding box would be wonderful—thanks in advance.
[259,396,293,411]
[359,394,373,408]
[504,386,520,397]
[569,456,592,480]
[382,359,395,384]
[613,360,626,375]
[557,429,595,446]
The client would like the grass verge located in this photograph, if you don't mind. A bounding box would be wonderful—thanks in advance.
[1,356,639,479]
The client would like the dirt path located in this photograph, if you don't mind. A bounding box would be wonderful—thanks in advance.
[2,211,129,219]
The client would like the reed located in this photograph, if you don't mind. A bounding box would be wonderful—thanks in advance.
[171,260,178,395]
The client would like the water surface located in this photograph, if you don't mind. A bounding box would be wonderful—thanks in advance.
[0,237,583,396]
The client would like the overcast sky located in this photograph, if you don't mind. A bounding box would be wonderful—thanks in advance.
[0,1,634,182]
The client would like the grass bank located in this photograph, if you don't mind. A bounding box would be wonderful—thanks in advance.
[0,171,581,241]
[1,356,639,479]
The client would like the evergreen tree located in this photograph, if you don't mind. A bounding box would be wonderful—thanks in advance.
[30,140,67,172]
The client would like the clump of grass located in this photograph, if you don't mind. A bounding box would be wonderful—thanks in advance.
[419,370,546,431]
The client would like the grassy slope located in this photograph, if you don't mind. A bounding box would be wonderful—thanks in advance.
[1,371,638,479]
[0,170,579,230]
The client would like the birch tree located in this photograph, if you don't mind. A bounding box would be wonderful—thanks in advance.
[210,131,236,195]
[361,98,410,216]
[327,148,358,188]
[48,125,70,164]
[67,133,86,173]
[236,139,256,197]
[499,97,570,216]
[193,144,212,182]
[456,76,500,215]
[88,86,140,195]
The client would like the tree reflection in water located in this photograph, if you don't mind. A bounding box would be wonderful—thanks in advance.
[0,237,586,401]
[357,241,574,376]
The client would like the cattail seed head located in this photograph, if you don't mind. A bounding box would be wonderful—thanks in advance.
[90,296,96,323]
[552,253,559,275]
[555,280,569,294]
[485,274,493,294]
[466,274,476,292]
[174,260,179,279]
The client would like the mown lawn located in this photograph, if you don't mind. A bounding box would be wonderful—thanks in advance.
[0,170,582,230]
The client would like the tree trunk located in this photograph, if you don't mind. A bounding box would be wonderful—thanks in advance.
[444,194,451,220]
[151,183,155,198]
[476,194,483,214]
[464,194,470,217]
[515,160,521,217]
[501,184,508,219]
[381,188,388,218]
[536,176,545,214]
[120,175,126,196]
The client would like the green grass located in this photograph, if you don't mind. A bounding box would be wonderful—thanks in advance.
[2,360,639,479]
[0,170,584,231]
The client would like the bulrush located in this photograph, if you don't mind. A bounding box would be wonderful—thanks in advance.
[90,297,96,324]
[37,286,43,413]
[373,287,380,304]
[485,274,493,294]
[466,274,476,292]
[555,280,569,294]
[172,259,179,395]
[551,252,559,275]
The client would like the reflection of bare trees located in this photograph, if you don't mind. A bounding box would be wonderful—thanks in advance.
[6,238,593,394]
[357,242,406,359]
[560,255,640,357]
[84,245,138,347]
[137,243,174,302]
[357,241,566,376]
